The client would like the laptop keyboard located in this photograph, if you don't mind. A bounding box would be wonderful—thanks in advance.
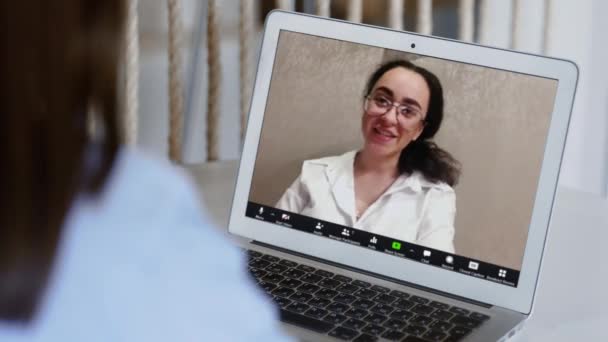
[247,249,490,341]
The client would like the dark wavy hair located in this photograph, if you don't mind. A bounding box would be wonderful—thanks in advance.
[365,60,461,186]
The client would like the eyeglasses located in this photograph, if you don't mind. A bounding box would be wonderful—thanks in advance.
[364,93,425,125]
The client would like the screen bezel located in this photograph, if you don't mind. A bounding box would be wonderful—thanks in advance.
[229,11,578,314]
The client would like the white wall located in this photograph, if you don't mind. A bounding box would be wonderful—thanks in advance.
[136,0,607,196]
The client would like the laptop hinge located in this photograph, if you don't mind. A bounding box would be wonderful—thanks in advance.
[252,240,492,309]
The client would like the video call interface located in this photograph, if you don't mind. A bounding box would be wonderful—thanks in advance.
[246,31,559,288]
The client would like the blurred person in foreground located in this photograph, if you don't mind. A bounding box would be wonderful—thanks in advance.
[0,1,291,341]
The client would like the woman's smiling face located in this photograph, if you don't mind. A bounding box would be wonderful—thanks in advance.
[361,67,430,159]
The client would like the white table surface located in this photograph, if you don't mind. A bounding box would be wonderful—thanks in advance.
[184,161,608,341]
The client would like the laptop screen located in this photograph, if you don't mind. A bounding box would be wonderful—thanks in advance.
[246,30,558,288]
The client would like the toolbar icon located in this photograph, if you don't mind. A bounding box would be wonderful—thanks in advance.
[341,228,351,237]
[281,213,290,220]
[445,256,454,264]
[391,242,401,250]
[423,250,431,258]
[468,261,479,271]
[258,207,264,215]
[315,222,324,230]
[498,269,507,278]
[370,236,378,244]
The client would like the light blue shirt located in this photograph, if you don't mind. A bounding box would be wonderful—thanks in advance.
[0,149,292,342]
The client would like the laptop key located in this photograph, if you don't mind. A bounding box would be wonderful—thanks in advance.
[430,309,454,321]
[304,307,328,320]
[374,293,397,304]
[314,269,334,278]
[370,303,394,315]
[364,313,387,325]
[323,312,347,324]
[383,318,406,330]
[248,259,271,269]
[318,278,342,289]
[261,254,280,263]
[300,273,323,284]
[285,302,310,314]
[353,333,378,342]
[429,301,450,310]
[316,288,338,299]
[352,280,371,288]
[296,264,316,273]
[429,320,453,332]
[345,308,368,319]
[279,309,334,333]
[298,283,320,294]
[258,281,277,293]
[389,289,409,299]
[279,278,302,288]
[263,273,284,283]
[449,307,470,316]
[354,288,378,300]
[380,329,405,341]
[249,268,267,279]
[352,299,375,310]
[343,318,367,330]
[362,324,385,336]
[410,296,430,304]
[282,268,306,279]
[403,324,427,336]
[469,312,490,322]
[450,315,481,329]
[389,308,414,321]
[273,296,292,308]
[370,285,390,294]
[278,259,298,268]
[411,304,434,315]
[326,302,350,314]
[422,330,447,341]
[393,299,415,310]
[308,297,331,308]
[449,325,472,338]
[247,250,262,258]
[266,263,289,274]
[272,286,295,298]
[328,326,359,340]
[334,293,357,304]
[336,283,360,294]
[334,274,352,283]
[289,291,313,303]
[410,315,433,326]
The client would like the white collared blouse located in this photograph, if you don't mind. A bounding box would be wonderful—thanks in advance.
[276,151,456,253]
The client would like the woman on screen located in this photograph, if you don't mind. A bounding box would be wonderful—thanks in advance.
[276,60,461,253]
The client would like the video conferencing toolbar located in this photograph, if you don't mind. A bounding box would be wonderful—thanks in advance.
[246,202,520,287]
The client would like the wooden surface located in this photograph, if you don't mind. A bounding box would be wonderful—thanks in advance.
[183,162,608,341]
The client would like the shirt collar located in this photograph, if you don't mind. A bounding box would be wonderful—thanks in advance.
[312,150,449,194]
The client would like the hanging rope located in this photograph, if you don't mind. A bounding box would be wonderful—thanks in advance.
[388,0,404,30]
[167,0,184,162]
[316,0,331,17]
[416,0,433,35]
[124,0,139,145]
[207,0,221,161]
[542,0,553,55]
[239,0,253,143]
[347,0,362,23]
[478,0,491,45]
[276,0,295,11]
[458,0,475,42]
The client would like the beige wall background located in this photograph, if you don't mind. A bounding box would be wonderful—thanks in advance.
[249,31,557,270]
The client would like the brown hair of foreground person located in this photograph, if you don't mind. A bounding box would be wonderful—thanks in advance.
[0,1,123,322]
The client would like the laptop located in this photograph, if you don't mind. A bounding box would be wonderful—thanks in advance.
[228,10,578,342]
